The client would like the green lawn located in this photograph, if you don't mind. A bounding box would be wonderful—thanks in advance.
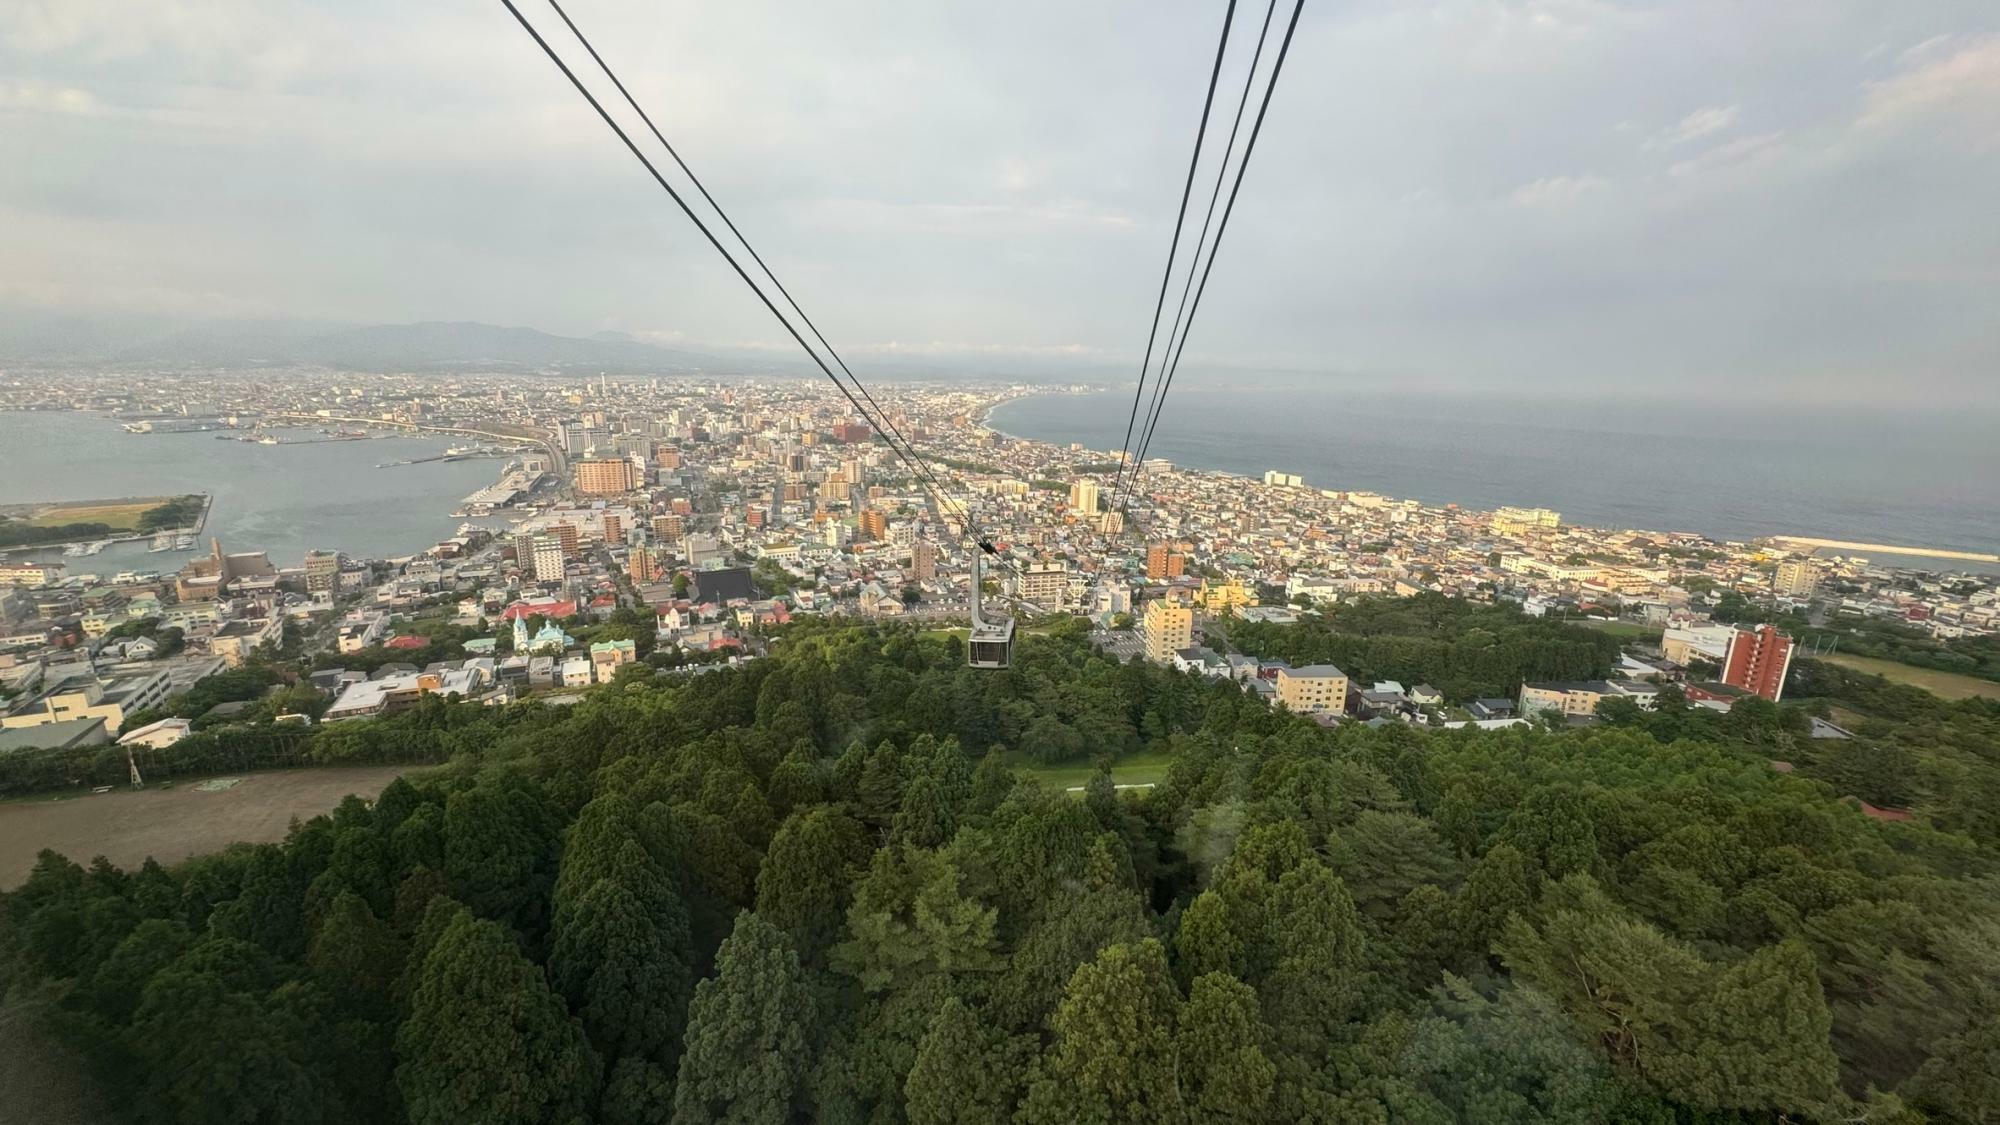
[1578,619,1665,641]
[1007,748,1175,792]
[1824,653,1994,701]
[22,497,181,532]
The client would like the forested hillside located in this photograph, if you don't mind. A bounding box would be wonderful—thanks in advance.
[4,617,1998,1124]
[1218,593,1624,700]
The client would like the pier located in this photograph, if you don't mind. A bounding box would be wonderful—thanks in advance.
[1768,536,1998,564]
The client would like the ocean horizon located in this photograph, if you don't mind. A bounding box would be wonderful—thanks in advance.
[988,384,2000,567]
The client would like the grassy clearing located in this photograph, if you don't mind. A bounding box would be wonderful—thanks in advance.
[1578,619,1665,642]
[22,498,175,532]
[1007,748,1175,792]
[1823,653,1994,701]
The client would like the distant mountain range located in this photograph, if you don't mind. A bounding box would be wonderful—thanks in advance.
[280,321,726,373]
[0,317,756,374]
[0,314,1137,381]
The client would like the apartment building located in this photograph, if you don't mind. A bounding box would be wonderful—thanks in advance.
[1069,480,1100,514]
[575,457,637,495]
[1017,561,1068,608]
[1775,561,1818,598]
[1275,663,1348,715]
[1141,599,1193,663]
[1722,624,1795,701]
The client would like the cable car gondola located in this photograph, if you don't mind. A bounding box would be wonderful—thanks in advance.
[967,545,1015,670]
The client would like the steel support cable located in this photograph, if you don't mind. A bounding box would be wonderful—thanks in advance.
[508,0,989,546]
[1107,0,1241,518]
[546,0,977,543]
[1126,0,1305,493]
[1123,0,1278,508]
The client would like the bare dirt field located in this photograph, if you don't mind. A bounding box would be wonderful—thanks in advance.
[0,766,411,888]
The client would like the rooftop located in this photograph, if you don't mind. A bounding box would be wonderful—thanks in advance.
[0,716,108,753]
[1285,664,1347,678]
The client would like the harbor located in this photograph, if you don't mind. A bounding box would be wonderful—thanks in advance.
[0,412,505,569]
[376,445,518,469]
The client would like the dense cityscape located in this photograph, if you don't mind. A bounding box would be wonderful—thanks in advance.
[2,369,1994,750]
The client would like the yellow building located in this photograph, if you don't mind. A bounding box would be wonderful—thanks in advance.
[1492,506,1561,535]
[1141,599,1193,663]
[1069,480,1100,514]
[1198,579,1257,613]
[1518,681,1613,718]
[0,671,171,735]
[1275,664,1348,715]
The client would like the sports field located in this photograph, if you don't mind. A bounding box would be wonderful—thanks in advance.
[1824,653,1994,701]
[0,765,411,887]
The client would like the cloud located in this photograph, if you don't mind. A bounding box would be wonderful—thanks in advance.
[809,198,1136,237]
[1667,132,1786,177]
[1644,105,1739,150]
[0,79,98,115]
[1897,33,1955,64]
[1860,34,2000,130]
[1509,174,1609,206]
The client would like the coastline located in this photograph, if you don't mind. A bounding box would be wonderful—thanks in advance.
[980,388,1999,574]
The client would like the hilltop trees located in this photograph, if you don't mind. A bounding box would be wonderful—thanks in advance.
[4,614,1998,1123]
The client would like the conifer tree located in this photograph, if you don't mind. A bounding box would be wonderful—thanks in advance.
[395,912,599,1125]
[671,912,814,1125]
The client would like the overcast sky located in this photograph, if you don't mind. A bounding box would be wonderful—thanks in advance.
[3,0,1996,397]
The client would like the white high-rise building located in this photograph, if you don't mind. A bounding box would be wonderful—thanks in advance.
[1017,561,1068,608]
[531,535,566,584]
[1775,561,1819,598]
[1069,480,1100,514]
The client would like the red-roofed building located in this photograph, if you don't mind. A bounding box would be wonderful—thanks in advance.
[500,599,577,622]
